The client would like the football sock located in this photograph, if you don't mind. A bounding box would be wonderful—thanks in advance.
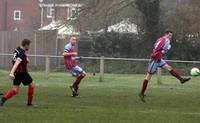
[140,79,149,96]
[72,73,85,90]
[170,69,182,81]
[4,89,17,100]
[27,86,34,105]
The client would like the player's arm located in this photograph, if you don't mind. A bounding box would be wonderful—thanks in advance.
[27,57,30,64]
[62,51,77,57]
[25,52,30,63]
[161,39,171,54]
[63,45,78,57]
[9,58,21,80]
[161,46,171,54]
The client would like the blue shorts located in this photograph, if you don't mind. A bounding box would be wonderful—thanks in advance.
[68,65,83,76]
[147,59,167,74]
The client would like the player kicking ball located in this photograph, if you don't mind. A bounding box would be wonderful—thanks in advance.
[0,39,35,106]
[139,31,191,102]
[63,36,86,97]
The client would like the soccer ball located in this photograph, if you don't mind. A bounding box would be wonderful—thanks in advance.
[190,67,200,76]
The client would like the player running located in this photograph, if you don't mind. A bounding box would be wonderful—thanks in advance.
[139,31,191,102]
[0,39,35,106]
[63,36,86,97]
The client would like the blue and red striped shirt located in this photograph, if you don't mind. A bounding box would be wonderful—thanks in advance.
[63,43,77,69]
[150,36,171,62]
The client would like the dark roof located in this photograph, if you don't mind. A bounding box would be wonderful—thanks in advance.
[41,0,85,4]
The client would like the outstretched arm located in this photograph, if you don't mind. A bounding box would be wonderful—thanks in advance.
[63,51,77,57]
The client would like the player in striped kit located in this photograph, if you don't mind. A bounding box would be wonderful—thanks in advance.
[139,31,191,102]
[63,36,86,97]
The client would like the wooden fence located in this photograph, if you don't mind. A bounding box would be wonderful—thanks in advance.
[1,54,200,83]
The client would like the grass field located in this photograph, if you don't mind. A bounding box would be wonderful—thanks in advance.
[0,70,200,123]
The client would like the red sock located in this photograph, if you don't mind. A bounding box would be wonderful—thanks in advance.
[4,89,17,100]
[170,69,182,81]
[72,73,85,90]
[140,79,149,96]
[27,86,34,105]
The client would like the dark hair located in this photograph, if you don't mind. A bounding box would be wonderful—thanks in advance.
[165,30,173,34]
[21,39,31,46]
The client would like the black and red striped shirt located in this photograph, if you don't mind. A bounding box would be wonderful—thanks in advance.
[12,47,28,73]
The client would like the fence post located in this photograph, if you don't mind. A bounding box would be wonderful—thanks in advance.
[34,31,37,66]
[1,32,5,66]
[157,68,162,84]
[45,55,50,77]
[99,56,105,82]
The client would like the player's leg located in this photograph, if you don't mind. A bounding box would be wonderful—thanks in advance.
[139,60,157,102]
[139,73,152,102]
[140,73,152,96]
[0,72,22,106]
[73,71,86,91]
[68,68,78,97]
[21,72,35,106]
[70,66,86,97]
[27,82,35,106]
[0,85,19,106]
[162,63,191,83]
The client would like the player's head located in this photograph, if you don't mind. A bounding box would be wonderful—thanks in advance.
[70,36,77,45]
[165,30,173,40]
[21,39,31,51]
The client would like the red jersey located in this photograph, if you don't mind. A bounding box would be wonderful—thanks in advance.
[64,43,76,69]
[150,36,171,62]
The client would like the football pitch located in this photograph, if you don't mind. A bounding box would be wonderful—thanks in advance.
[0,70,200,123]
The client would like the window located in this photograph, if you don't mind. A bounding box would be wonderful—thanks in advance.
[14,10,21,20]
[68,7,77,19]
[47,7,55,18]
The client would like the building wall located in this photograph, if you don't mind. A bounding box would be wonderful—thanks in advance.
[56,7,69,20]
[0,0,40,31]
[0,0,5,30]
[0,0,78,31]
[42,7,69,26]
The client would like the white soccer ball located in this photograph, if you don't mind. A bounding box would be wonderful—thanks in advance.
[190,67,200,76]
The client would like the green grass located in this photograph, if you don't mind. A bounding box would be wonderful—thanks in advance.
[0,70,200,123]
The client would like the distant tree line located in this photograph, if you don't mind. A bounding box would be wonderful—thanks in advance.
[86,0,200,61]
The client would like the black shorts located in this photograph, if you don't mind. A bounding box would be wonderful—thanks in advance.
[13,72,33,86]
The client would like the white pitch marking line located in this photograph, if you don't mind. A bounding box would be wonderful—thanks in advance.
[129,110,200,115]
